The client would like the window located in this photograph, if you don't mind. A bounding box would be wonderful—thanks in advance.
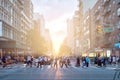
[108,15,111,20]
[117,34,120,41]
[118,0,120,4]
[0,22,2,36]
[112,12,115,18]
[0,7,1,18]
[113,1,115,4]
[117,8,120,17]
[118,21,120,29]
[109,5,111,8]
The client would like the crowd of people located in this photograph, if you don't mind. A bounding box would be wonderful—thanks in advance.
[25,56,71,68]
[0,54,120,68]
[94,55,120,67]
[0,55,24,68]
[24,56,94,68]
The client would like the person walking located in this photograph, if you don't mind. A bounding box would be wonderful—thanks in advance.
[61,56,68,68]
[26,55,32,67]
[37,57,43,68]
[67,57,71,66]
[53,58,58,68]
[82,57,86,68]
[94,56,98,66]
[112,55,116,66]
[76,56,80,67]
[2,55,7,68]
[85,56,90,67]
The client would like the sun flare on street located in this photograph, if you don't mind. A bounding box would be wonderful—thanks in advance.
[0,0,120,80]
[48,19,67,53]
[32,0,78,55]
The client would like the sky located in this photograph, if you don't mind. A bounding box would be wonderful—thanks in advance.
[82,0,98,13]
[32,0,78,52]
[31,0,97,52]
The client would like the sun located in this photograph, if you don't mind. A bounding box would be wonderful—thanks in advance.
[52,40,61,54]
[46,17,67,56]
[54,46,59,53]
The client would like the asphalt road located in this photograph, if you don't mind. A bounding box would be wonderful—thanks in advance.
[0,64,117,80]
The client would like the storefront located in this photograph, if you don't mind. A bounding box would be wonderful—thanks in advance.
[114,43,120,57]
[94,48,106,57]
[0,40,27,58]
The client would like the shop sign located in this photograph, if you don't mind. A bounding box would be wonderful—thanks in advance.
[114,43,120,49]
[95,48,103,52]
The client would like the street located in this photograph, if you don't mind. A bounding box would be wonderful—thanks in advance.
[0,0,120,80]
[0,64,116,80]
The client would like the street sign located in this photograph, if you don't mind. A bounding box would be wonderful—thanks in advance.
[102,27,114,33]
[95,48,103,52]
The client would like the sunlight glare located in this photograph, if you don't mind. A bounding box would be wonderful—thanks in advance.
[47,18,67,55]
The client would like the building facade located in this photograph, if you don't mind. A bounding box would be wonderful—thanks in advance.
[34,13,52,54]
[91,0,120,57]
[66,19,74,54]
[82,9,91,55]
[0,0,33,57]
[33,13,45,36]
[72,0,83,56]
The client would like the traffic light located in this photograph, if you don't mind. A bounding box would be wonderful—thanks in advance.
[97,26,102,34]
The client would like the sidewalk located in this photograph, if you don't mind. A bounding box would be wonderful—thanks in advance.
[0,63,24,69]
[0,63,24,78]
[106,64,120,69]
[90,63,120,70]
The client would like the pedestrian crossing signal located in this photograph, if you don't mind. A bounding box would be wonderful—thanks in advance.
[97,26,102,34]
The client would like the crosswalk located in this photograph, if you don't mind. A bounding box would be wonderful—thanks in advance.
[0,64,117,73]
[0,64,116,80]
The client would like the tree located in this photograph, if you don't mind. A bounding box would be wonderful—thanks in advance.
[26,28,48,55]
[59,44,71,56]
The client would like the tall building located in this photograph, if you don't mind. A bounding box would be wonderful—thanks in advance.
[91,0,120,57]
[33,13,41,34]
[34,13,45,37]
[72,0,83,56]
[82,0,98,13]
[66,19,74,54]
[0,0,33,57]
[44,29,53,53]
[82,9,91,54]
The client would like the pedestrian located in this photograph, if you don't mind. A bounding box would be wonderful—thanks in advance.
[61,56,68,68]
[59,57,62,67]
[101,56,106,67]
[67,57,71,66]
[108,55,113,65]
[37,57,43,68]
[53,58,58,68]
[76,56,80,67]
[112,55,116,66]
[85,56,90,67]
[26,55,32,67]
[0,58,2,65]
[116,56,120,67]
[82,57,86,68]
[117,57,120,67]
[34,58,38,66]
[2,55,7,68]
[94,56,98,66]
